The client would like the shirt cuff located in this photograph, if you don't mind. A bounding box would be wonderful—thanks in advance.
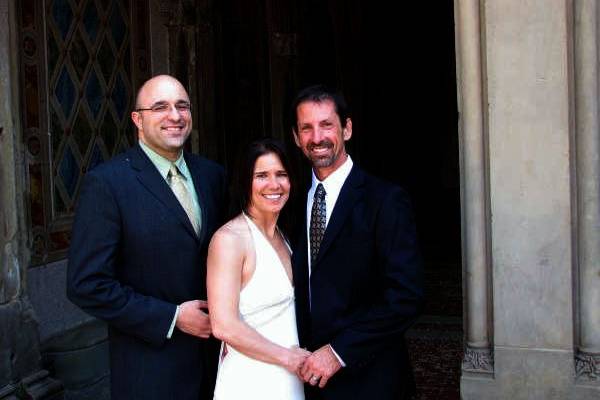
[167,305,180,339]
[328,344,346,367]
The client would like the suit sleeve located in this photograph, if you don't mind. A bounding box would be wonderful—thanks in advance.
[330,187,424,367]
[67,171,176,347]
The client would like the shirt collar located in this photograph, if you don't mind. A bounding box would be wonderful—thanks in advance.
[311,155,353,195]
[139,140,189,181]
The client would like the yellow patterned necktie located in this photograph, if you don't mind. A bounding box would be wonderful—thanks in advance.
[169,164,199,235]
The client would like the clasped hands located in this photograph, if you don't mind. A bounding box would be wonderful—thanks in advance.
[294,344,342,388]
[175,302,341,388]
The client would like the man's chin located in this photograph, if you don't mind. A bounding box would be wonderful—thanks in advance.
[308,154,334,167]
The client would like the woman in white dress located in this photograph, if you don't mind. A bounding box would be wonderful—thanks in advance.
[207,138,309,400]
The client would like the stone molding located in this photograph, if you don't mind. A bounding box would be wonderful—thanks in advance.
[574,0,600,375]
[462,345,494,373]
[455,0,493,368]
[575,350,599,381]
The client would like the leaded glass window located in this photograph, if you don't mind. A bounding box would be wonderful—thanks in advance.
[18,0,150,264]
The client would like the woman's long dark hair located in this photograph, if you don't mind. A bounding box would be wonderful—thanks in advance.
[231,137,297,236]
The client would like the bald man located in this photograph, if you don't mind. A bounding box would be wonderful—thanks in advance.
[68,75,227,399]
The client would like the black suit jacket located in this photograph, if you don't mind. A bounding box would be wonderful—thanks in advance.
[293,165,423,400]
[67,145,227,400]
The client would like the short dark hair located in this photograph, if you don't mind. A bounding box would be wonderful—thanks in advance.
[234,138,294,215]
[290,84,350,132]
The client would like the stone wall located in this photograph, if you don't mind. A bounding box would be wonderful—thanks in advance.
[0,0,63,398]
[456,0,600,398]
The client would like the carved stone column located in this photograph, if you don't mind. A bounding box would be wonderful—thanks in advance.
[454,0,493,374]
[0,1,62,398]
[574,0,600,383]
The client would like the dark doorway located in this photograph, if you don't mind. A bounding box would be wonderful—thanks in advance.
[180,1,462,398]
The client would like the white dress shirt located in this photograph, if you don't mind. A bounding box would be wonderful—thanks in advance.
[305,155,353,366]
[305,155,354,275]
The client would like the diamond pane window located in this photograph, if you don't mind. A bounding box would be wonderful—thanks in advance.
[83,1,100,44]
[47,34,60,77]
[18,0,148,264]
[112,72,128,122]
[72,108,93,156]
[58,143,80,199]
[97,35,115,84]
[110,4,127,50]
[50,107,62,155]
[69,29,90,82]
[100,110,118,154]
[86,69,103,119]
[54,186,67,215]
[55,66,76,120]
[51,0,73,41]
[88,141,106,171]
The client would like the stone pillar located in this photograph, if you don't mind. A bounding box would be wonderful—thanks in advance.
[454,0,494,376]
[485,1,574,398]
[456,0,600,398]
[0,0,62,398]
[574,0,600,382]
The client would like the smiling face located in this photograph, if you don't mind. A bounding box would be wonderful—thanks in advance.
[247,152,290,217]
[131,75,192,161]
[293,99,352,180]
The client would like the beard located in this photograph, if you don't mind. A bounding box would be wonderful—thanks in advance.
[306,140,336,168]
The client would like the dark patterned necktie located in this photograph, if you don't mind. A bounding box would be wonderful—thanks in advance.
[310,183,327,265]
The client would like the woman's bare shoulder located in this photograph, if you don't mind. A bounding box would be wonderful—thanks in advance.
[211,214,250,246]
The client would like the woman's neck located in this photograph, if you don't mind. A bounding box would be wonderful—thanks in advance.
[245,209,279,239]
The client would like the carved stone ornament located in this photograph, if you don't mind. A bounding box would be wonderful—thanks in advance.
[575,350,599,381]
[462,345,494,373]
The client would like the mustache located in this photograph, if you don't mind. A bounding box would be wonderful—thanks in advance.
[308,140,334,151]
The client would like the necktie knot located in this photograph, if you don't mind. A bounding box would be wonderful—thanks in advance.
[314,183,326,200]
[169,164,182,181]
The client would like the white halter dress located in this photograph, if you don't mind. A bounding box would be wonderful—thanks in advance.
[213,215,304,400]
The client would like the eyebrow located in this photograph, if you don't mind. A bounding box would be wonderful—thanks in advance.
[149,100,190,106]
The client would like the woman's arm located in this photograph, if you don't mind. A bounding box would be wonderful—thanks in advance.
[207,226,309,373]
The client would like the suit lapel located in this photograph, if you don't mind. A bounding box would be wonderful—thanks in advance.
[130,145,199,241]
[292,204,311,345]
[313,165,365,267]
[293,209,309,284]
[185,153,208,245]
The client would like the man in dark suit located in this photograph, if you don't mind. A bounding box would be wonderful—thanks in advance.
[67,75,227,399]
[290,85,424,399]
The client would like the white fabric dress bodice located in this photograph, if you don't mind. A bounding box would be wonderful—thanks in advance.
[213,215,304,400]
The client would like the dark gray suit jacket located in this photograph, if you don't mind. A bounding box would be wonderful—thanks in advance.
[293,165,424,400]
[67,145,227,400]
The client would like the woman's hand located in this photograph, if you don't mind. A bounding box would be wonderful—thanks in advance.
[282,346,311,374]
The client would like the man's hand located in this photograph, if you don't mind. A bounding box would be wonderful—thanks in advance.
[175,300,211,338]
[300,345,342,388]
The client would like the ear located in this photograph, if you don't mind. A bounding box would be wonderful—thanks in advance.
[343,118,352,141]
[131,111,143,131]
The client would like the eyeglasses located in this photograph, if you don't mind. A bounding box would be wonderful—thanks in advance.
[135,102,192,114]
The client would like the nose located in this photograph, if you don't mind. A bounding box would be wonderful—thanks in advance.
[310,128,324,143]
[267,175,280,188]
[167,105,182,121]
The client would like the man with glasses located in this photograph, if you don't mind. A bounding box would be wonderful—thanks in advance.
[68,75,227,399]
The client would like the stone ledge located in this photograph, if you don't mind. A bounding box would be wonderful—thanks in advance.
[0,370,63,400]
[41,319,108,391]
